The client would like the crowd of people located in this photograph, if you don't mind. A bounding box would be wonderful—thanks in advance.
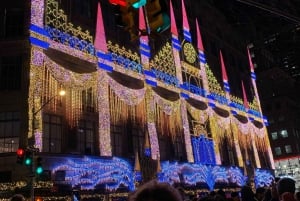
[9,177,299,201]
[128,178,299,201]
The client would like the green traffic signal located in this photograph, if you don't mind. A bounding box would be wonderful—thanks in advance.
[36,157,43,175]
[25,157,32,166]
[24,151,33,166]
[36,166,43,174]
[132,0,146,8]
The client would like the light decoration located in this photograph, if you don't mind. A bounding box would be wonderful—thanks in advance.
[151,68,179,87]
[107,75,146,106]
[181,0,192,42]
[25,0,276,189]
[146,88,160,159]
[45,0,93,42]
[180,100,194,162]
[220,51,230,94]
[152,90,180,115]
[139,6,150,58]
[182,82,206,97]
[149,42,178,86]
[52,156,135,191]
[98,72,112,156]
[160,161,248,191]
[0,181,27,191]
[49,40,96,63]
[110,52,143,74]
[31,0,44,26]
[227,166,247,186]
[44,57,97,89]
[31,48,45,66]
[191,135,216,165]
[254,169,274,188]
[35,131,43,151]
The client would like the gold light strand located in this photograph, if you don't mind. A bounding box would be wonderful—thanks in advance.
[109,88,146,127]
[154,103,182,141]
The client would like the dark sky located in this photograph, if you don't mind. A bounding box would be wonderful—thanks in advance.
[212,0,300,81]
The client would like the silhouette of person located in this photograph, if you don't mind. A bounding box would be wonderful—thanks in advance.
[128,180,183,201]
[10,194,25,201]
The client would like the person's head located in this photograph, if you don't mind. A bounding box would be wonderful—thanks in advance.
[128,180,182,201]
[277,178,296,198]
[10,194,25,201]
[256,187,266,201]
[241,185,255,201]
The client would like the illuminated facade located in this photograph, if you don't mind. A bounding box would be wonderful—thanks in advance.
[0,0,275,198]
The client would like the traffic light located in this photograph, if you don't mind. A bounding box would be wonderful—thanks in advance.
[16,148,25,164]
[111,0,142,41]
[132,0,146,8]
[24,150,33,166]
[109,0,127,6]
[145,0,170,33]
[36,157,43,175]
[114,4,136,40]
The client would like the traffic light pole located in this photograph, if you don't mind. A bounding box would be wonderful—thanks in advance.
[30,151,35,201]
[28,90,65,200]
[142,6,151,35]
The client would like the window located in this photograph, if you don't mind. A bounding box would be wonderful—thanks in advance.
[285,145,292,154]
[173,135,186,161]
[82,88,95,112]
[278,115,285,122]
[0,56,22,90]
[0,8,24,38]
[131,127,145,158]
[275,102,281,109]
[0,111,20,153]
[275,147,282,156]
[111,125,123,157]
[280,130,288,138]
[271,132,278,140]
[43,114,63,153]
[78,120,95,155]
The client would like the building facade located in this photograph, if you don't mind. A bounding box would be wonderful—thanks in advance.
[257,67,300,191]
[0,0,275,199]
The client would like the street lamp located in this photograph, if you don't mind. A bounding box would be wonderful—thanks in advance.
[29,89,66,201]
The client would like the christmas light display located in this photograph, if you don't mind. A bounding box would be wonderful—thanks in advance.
[21,0,276,196]
[52,156,135,191]
[159,161,247,191]
[254,169,275,188]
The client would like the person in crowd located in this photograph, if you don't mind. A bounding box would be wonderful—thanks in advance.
[276,177,296,201]
[10,194,25,201]
[262,188,272,201]
[270,178,280,201]
[281,192,296,201]
[231,191,241,201]
[256,187,266,201]
[128,180,183,201]
[294,192,300,201]
[241,185,257,201]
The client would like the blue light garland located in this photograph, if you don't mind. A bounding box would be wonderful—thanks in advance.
[52,156,135,191]
[254,169,274,188]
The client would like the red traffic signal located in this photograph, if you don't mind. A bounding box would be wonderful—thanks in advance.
[109,0,127,7]
[16,148,25,164]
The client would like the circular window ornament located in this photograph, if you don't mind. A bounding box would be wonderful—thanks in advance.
[183,42,197,63]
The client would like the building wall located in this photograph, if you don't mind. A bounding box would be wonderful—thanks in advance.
[0,0,275,191]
